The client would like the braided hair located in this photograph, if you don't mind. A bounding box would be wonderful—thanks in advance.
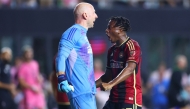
[110,16,131,32]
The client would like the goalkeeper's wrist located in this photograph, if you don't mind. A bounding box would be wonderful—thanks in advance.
[58,74,67,84]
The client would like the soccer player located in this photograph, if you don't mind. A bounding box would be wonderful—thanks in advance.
[56,2,98,109]
[96,16,142,109]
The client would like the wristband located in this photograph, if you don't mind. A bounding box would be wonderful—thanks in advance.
[58,74,67,83]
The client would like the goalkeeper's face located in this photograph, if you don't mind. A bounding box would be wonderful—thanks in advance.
[86,5,98,28]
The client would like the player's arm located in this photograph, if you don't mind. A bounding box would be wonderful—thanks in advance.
[56,29,81,75]
[101,62,136,91]
[18,78,31,89]
[109,62,136,87]
[0,81,13,90]
[0,81,16,96]
[56,37,74,93]
[56,38,72,76]
[17,67,38,93]
[96,68,112,88]
[101,42,141,91]
[56,29,81,93]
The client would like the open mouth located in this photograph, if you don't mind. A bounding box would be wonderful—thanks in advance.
[107,35,111,41]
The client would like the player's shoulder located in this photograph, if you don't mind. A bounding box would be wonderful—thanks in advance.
[126,38,140,50]
[126,38,139,46]
[61,25,83,40]
[64,25,80,35]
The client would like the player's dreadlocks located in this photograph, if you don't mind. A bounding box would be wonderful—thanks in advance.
[110,16,131,32]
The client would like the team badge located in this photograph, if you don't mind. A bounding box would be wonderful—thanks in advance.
[119,51,124,58]
[130,51,135,56]
[110,52,113,57]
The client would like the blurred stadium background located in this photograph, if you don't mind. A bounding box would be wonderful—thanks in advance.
[0,0,190,109]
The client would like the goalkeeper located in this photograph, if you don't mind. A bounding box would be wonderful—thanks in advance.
[56,2,98,109]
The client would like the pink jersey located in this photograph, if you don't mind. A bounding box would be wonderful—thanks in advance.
[18,60,45,109]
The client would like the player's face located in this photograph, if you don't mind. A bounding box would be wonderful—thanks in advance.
[105,20,121,43]
[24,49,33,60]
[2,52,12,62]
[87,6,98,28]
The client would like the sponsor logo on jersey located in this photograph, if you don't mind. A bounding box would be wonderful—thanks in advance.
[110,52,113,57]
[130,50,135,56]
[110,60,124,68]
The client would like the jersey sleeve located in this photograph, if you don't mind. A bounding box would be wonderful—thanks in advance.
[126,40,141,64]
[56,28,81,73]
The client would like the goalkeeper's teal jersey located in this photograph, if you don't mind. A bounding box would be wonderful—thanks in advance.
[56,24,96,99]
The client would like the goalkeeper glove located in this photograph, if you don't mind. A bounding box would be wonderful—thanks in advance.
[58,74,74,93]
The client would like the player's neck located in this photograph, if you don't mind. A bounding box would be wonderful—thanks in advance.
[116,35,129,46]
[75,20,88,30]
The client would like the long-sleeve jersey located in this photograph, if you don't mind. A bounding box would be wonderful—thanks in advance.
[56,24,96,99]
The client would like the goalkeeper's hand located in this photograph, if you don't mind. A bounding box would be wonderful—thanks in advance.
[58,74,74,93]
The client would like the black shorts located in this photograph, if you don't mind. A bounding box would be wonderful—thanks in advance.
[103,101,142,109]
[58,104,70,109]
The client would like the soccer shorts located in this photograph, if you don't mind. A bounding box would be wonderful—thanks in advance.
[58,104,70,109]
[103,101,142,109]
[70,93,97,109]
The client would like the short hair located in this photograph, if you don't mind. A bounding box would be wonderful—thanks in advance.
[175,55,187,63]
[1,47,12,54]
[22,45,33,53]
[110,16,131,32]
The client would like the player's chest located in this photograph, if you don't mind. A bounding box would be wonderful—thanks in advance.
[109,48,128,69]
[75,36,92,55]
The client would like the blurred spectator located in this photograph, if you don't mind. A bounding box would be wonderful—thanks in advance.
[143,0,160,9]
[141,79,149,109]
[10,57,23,87]
[94,58,104,81]
[0,47,17,109]
[168,55,190,109]
[51,54,70,109]
[84,0,98,6]
[57,0,83,8]
[128,0,142,7]
[0,0,11,7]
[39,0,54,8]
[97,0,113,9]
[44,74,58,109]
[18,45,45,109]
[0,0,190,9]
[112,0,127,9]
[16,0,38,8]
[10,57,24,108]
[147,62,171,109]
[94,58,109,109]
[183,0,190,8]
[166,0,182,7]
